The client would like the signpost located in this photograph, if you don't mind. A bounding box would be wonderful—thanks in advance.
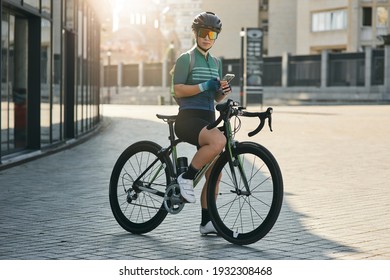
[242,28,264,107]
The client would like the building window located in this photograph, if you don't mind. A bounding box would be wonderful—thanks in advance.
[377,7,388,28]
[261,19,268,32]
[312,10,347,32]
[1,0,101,164]
[362,7,372,26]
[41,19,51,146]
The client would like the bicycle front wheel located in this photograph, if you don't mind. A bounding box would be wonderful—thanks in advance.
[207,142,283,245]
[109,141,173,234]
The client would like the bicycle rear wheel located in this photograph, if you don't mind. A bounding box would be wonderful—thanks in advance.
[207,142,283,245]
[109,141,173,234]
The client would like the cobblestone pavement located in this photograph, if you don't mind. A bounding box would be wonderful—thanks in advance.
[1,104,390,260]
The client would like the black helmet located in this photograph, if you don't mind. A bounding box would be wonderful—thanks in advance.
[192,12,222,33]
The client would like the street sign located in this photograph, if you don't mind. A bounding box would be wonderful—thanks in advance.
[244,28,264,106]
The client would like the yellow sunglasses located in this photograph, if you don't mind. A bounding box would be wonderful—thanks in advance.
[197,28,218,40]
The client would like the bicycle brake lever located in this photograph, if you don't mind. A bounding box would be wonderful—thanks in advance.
[268,117,273,132]
[267,107,273,132]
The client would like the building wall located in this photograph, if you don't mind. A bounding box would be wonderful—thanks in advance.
[269,0,390,55]
[202,0,260,59]
[268,0,297,56]
[297,0,349,54]
[358,0,390,49]
[295,0,390,54]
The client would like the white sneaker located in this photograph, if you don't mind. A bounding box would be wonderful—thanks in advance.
[199,221,218,235]
[177,174,195,203]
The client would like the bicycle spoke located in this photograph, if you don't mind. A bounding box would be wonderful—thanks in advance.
[243,195,266,220]
[109,142,171,234]
[218,195,241,220]
[231,197,245,232]
[250,176,272,192]
[207,143,283,245]
[249,193,272,208]
[143,192,161,210]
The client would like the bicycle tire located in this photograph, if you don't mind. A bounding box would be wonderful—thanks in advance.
[207,142,283,245]
[109,141,173,234]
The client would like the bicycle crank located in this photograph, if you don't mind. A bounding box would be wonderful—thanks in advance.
[163,183,185,214]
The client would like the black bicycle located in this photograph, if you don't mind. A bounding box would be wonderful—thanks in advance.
[109,99,283,245]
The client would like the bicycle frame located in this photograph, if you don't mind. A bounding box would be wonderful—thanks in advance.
[132,112,250,197]
[168,112,247,192]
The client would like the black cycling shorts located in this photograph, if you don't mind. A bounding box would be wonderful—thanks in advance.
[174,109,215,147]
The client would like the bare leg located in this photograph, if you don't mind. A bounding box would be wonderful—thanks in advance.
[191,126,225,209]
[191,126,225,170]
[201,167,221,209]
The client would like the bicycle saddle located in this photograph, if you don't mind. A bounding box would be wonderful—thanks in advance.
[156,114,177,121]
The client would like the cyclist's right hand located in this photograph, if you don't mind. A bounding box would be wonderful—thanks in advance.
[220,80,232,95]
[199,78,221,92]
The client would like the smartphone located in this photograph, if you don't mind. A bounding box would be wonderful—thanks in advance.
[221,73,235,83]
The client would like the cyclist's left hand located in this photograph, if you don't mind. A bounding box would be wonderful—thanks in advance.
[220,80,232,96]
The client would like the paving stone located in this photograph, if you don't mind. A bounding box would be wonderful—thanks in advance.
[0,104,389,260]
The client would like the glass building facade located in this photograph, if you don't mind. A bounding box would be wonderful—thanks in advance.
[1,0,101,166]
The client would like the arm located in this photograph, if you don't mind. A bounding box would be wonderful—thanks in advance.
[176,79,221,98]
[174,53,202,98]
[174,83,202,98]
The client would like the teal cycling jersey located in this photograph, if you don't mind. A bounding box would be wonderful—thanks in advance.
[173,47,222,111]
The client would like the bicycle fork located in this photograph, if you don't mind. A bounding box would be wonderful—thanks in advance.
[227,142,251,196]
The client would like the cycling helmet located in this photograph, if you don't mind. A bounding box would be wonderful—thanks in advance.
[192,12,222,33]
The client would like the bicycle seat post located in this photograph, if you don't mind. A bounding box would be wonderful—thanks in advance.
[156,114,180,177]
[167,118,178,177]
[166,119,175,144]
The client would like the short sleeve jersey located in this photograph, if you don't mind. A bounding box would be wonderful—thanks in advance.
[174,47,222,111]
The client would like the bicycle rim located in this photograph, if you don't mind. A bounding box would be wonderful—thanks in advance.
[208,143,283,245]
[109,141,172,234]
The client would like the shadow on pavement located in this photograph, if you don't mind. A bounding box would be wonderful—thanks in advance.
[0,116,359,260]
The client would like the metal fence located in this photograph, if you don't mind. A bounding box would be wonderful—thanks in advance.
[143,62,162,86]
[328,52,365,86]
[263,56,282,86]
[372,49,384,85]
[104,65,117,87]
[122,64,138,87]
[289,55,321,87]
[103,49,385,88]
